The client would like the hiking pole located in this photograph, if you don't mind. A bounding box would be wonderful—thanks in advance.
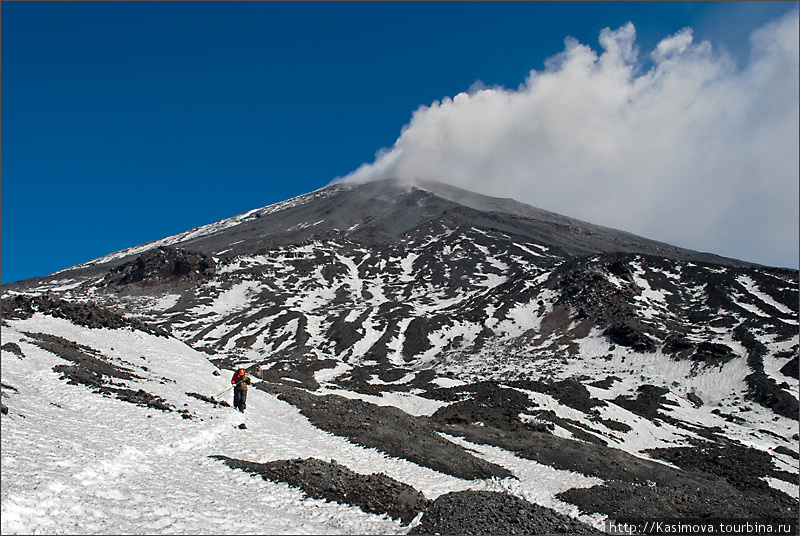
[216,385,234,398]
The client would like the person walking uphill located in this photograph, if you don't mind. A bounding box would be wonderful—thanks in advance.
[231,369,251,412]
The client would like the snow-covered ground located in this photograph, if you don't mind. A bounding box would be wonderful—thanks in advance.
[1,315,605,534]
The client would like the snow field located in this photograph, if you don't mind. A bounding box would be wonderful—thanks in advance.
[573,328,752,406]
[1,319,404,534]
[2,315,626,534]
[517,387,694,458]
[494,296,549,338]
[440,434,606,530]
[314,388,449,417]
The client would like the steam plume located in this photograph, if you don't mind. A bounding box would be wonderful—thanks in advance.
[340,10,799,268]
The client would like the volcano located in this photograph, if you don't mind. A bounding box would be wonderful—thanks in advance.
[2,179,798,534]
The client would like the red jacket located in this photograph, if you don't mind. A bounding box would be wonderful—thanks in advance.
[231,371,251,391]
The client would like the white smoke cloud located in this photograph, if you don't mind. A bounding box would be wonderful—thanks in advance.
[340,10,799,268]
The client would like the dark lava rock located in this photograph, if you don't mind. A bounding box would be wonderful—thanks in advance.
[613,384,672,420]
[25,332,173,412]
[688,341,737,366]
[780,355,798,380]
[745,370,799,421]
[589,375,621,390]
[663,336,695,356]
[409,490,604,535]
[559,442,799,523]
[246,355,336,391]
[735,323,799,421]
[522,408,608,446]
[102,246,216,287]
[52,363,109,390]
[554,259,640,328]
[427,381,546,432]
[432,421,684,484]
[27,332,139,382]
[110,388,173,412]
[687,391,704,408]
[403,316,448,360]
[775,446,800,460]
[511,378,606,413]
[559,479,798,522]
[422,379,604,445]
[186,392,223,406]
[257,382,513,481]
[595,417,632,432]
[0,381,15,414]
[604,324,657,353]
[1,383,19,393]
[2,342,24,357]
[211,455,428,524]
[646,443,785,492]
[2,294,167,336]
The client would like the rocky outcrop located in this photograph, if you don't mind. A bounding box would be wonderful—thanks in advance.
[25,332,175,413]
[210,456,428,524]
[1,294,167,336]
[409,490,605,535]
[102,246,215,287]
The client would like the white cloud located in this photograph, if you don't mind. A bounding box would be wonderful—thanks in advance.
[652,27,693,61]
[340,9,799,268]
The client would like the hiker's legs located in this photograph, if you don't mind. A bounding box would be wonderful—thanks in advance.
[239,390,247,411]
[233,389,244,411]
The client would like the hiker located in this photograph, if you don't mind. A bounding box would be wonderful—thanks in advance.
[231,369,251,412]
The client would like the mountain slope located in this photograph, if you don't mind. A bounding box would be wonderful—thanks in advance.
[2,179,798,534]
[5,179,749,288]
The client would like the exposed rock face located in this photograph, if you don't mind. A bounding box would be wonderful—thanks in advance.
[102,246,215,287]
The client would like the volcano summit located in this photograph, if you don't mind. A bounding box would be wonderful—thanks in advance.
[2,179,798,534]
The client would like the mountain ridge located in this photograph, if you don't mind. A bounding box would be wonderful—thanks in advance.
[4,178,754,291]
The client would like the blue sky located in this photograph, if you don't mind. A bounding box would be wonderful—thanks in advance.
[2,1,798,283]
